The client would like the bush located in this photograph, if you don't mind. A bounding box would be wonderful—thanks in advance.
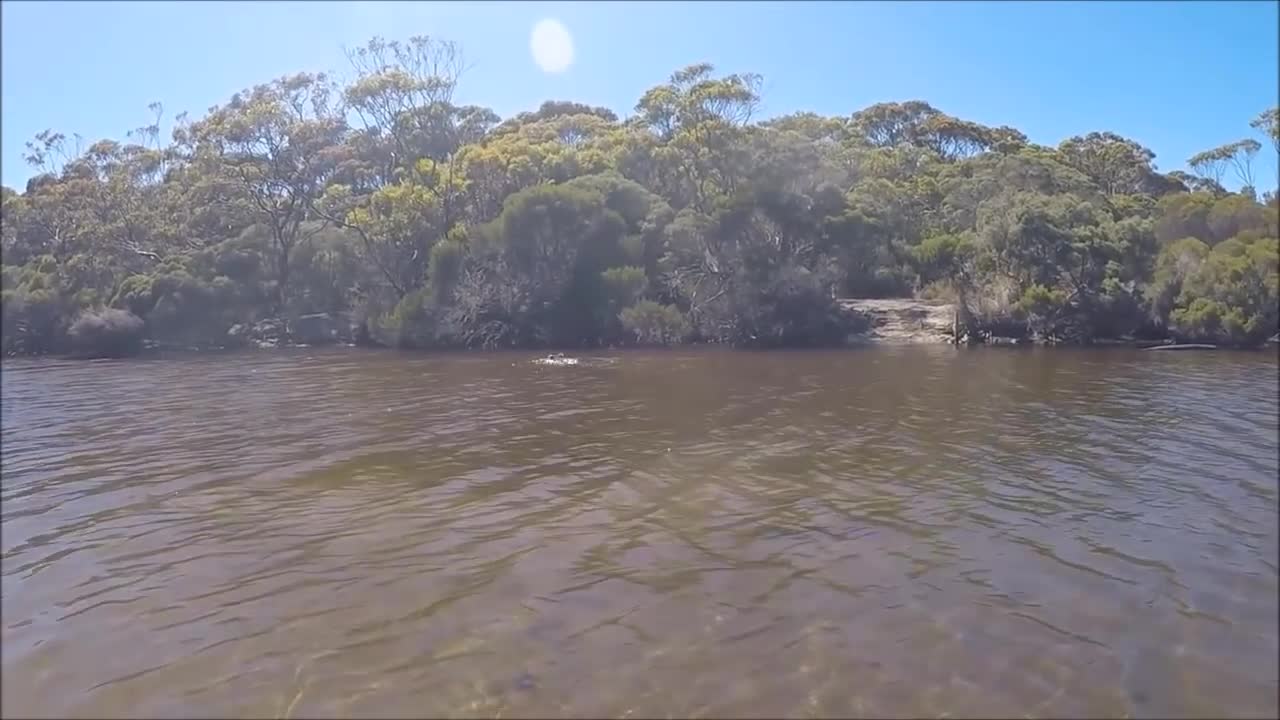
[2,287,69,356]
[727,266,858,348]
[1015,283,1072,341]
[377,289,440,349]
[428,238,467,304]
[620,301,690,346]
[601,266,647,308]
[67,308,146,358]
[1167,235,1278,345]
[910,233,976,288]
[112,274,157,316]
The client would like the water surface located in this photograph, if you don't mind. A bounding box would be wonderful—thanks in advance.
[3,347,1277,718]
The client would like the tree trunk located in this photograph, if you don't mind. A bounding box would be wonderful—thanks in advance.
[272,237,292,315]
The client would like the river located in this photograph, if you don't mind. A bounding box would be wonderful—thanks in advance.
[2,347,1277,718]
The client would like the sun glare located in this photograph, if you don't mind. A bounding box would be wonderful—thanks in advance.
[530,18,574,74]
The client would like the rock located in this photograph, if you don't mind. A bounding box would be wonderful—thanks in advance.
[225,324,250,348]
[289,313,338,345]
[225,318,286,349]
[838,298,958,344]
[253,318,286,341]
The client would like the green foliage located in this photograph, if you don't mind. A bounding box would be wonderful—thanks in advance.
[601,266,648,309]
[725,264,859,348]
[910,233,977,288]
[1168,236,1278,345]
[2,35,1277,355]
[1154,192,1216,245]
[1251,107,1279,153]
[2,285,69,355]
[112,274,157,316]
[1,258,90,355]
[619,301,690,346]
[67,308,145,358]
[428,236,466,303]
[1015,283,1072,341]
[1056,132,1159,196]
[1207,194,1277,243]
[380,288,439,349]
[1147,237,1211,326]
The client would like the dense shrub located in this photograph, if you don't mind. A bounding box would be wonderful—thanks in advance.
[67,308,145,358]
[2,287,69,355]
[1167,235,1279,345]
[727,266,859,348]
[620,301,690,346]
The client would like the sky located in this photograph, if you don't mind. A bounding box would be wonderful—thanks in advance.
[2,0,1277,190]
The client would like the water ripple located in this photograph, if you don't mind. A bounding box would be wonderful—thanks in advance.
[2,346,1277,718]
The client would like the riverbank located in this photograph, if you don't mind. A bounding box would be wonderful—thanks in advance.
[14,334,1272,362]
[6,299,1275,360]
[838,298,1275,350]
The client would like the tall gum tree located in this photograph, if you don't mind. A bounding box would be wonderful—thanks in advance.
[183,73,349,312]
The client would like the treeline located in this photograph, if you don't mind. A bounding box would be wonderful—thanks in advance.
[2,36,1278,357]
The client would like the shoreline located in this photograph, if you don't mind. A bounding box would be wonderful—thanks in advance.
[7,300,1276,361]
[6,336,1275,363]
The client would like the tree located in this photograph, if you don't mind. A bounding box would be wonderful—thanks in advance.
[1169,235,1278,344]
[495,100,618,135]
[5,33,1279,355]
[1250,107,1279,154]
[619,300,690,345]
[1188,147,1230,187]
[911,232,978,292]
[1154,192,1216,244]
[1146,236,1210,325]
[1207,193,1276,243]
[1167,170,1225,197]
[1057,132,1158,197]
[848,101,941,148]
[323,36,492,306]
[321,166,448,298]
[460,182,628,346]
[633,63,763,211]
[1197,139,1262,190]
[184,73,349,311]
[342,35,467,173]
[916,115,996,162]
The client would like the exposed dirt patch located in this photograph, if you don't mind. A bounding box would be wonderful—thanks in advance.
[840,298,958,344]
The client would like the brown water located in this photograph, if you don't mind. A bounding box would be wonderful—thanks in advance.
[2,347,1277,719]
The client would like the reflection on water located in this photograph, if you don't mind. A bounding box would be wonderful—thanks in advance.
[2,347,1277,718]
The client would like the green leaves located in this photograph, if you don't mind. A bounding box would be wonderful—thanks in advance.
[3,34,1279,354]
[1250,107,1279,153]
[619,301,690,346]
[1168,235,1278,343]
[1190,139,1263,190]
[911,233,977,287]
[1057,132,1158,197]
[601,266,647,309]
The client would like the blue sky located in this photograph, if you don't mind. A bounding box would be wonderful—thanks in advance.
[2,1,1277,190]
